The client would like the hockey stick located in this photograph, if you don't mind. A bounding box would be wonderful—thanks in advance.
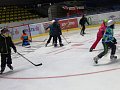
[17,52,42,66]
[61,35,71,44]
[32,39,47,42]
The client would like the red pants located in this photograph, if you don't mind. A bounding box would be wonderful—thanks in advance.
[90,36,102,49]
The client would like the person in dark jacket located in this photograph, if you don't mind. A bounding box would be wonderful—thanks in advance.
[79,14,89,36]
[46,20,64,47]
[0,28,17,74]
[52,20,64,47]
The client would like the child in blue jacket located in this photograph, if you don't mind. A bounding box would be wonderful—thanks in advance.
[94,20,117,64]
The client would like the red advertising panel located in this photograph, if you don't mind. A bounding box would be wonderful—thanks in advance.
[59,18,78,30]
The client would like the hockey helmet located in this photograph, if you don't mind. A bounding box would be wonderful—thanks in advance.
[107,20,115,26]
[103,19,108,23]
[51,20,55,23]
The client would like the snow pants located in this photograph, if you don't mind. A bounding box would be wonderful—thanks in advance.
[90,36,102,49]
[98,42,116,58]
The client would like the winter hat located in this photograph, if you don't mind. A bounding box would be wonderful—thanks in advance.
[107,20,115,26]
[103,19,108,23]
[23,30,26,33]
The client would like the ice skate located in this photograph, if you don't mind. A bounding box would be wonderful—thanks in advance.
[60,43,64,47]
[7,64,13,70]
[93,56,99,64]
[80,31,84,36]
[0,71,3,74]
[110,55,117,60]
[45,43,48,47]
[0,67,5,74]
[80,32,84,36]
[54,43,57,47]
[89,48,93,52]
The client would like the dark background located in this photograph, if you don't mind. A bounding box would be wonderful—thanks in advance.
[0,0,120,6]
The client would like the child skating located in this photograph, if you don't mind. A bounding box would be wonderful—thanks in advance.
[0,28,17,74]
[21,30,31,46]
[89,19,108,52]
[93,20,117,64]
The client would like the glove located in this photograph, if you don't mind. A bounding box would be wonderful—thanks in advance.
[112,37,117,44]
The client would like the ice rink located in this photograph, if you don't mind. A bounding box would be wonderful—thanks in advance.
[0,24,120,90]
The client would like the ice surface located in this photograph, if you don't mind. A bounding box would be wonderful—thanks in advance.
[0,25,120,90]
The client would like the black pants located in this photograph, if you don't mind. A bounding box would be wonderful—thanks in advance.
[98,42,116,58]
[53,35,62,45]
[57,35,62,44]
[80,24,85,34]
[1,53,12,68]
[47,35,53,44]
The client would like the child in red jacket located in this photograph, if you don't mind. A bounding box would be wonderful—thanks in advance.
[89,19,108,52]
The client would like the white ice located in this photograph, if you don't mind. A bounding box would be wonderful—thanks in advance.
[0,25,120,90]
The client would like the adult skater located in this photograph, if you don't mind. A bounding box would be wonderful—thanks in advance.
[89,19,108,52]
[79,14,89,36]
[93,20,117,64]
[21,30,30,46]
[0,28,17,74]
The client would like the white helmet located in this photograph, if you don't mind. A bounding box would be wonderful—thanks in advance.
[107,20,115,26]
[51,20,55,23]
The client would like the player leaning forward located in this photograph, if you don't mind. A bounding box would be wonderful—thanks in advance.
[0,28,17,74]
[94,20,117,64]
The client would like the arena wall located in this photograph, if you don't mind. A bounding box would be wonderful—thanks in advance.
[0,11,120,44]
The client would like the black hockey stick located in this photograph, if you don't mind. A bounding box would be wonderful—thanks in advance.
[17,52,42,66]
[62,35,71,44]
